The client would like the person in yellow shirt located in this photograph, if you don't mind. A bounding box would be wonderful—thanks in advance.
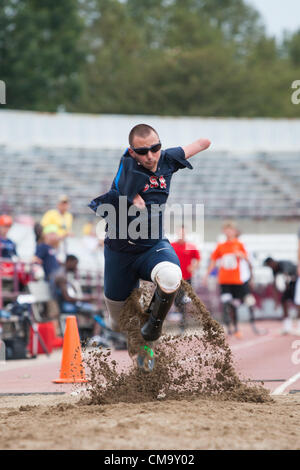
[41,195,73,239]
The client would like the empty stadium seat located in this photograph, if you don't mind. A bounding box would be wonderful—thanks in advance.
[1,146,299,219]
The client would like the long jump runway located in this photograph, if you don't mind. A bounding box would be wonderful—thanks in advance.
[227,320,300,396]
[0,320,299,396]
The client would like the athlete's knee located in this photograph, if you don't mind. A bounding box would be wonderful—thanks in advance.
[151,262,182,293]
[104,296,126,332]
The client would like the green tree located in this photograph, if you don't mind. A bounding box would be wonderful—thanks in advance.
[0,0,85,111]
[78,0,261,115]
[283,29,300,66]
[77,0,152,114]
[1,0,299,117]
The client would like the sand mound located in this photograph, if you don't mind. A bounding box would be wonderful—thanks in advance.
[82,281,272,406]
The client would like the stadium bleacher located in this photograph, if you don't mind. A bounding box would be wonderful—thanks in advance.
[1,145,300,219]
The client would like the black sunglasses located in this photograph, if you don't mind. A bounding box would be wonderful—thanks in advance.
[131,142,162,156]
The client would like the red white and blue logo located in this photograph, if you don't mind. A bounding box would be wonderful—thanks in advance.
[143,176,166,192]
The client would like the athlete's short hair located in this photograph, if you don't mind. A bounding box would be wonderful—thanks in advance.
[66,254,78,263]
[129,124,159,146]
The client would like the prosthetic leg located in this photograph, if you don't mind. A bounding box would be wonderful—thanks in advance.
[141,285,178,341]
[141,262,182,342]
[222,301,233,335]
[244,294,267,335]
[138,263,181,372]
[221,293,240,336]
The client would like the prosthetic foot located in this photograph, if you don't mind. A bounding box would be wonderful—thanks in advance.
[137,345,155,372]
[222,302,233,335]
[141,285,177,341]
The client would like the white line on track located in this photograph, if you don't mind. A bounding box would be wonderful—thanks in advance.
[271,372,300,396]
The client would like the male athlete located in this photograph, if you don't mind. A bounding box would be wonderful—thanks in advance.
[88,124,210,357]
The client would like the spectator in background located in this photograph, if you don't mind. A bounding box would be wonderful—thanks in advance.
[50,254,105,343]
[263,257,299,335]
[33,225,61,280]
[294,228,300,335]
[0,215,33,293]
[0,215,17,260]
[50,255,98,314]
[171,226,201,332]
[34,222,43,244]
[41,194,73,257]
[203,221,248,338]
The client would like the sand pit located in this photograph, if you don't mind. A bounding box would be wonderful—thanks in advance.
[0,393,299,450]
[1,282,299,450]
[82,281,271,405]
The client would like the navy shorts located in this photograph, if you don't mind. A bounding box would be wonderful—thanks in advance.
[104,239,180,301]
[220,284,247,301]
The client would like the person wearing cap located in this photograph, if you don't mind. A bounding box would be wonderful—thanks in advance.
[33,224,61,280]
[0,215,17,260]
[40,195,73,239]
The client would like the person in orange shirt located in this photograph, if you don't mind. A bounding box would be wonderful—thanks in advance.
[203,221,248,337]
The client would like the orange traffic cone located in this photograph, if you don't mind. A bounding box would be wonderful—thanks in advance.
[53,316,88,383]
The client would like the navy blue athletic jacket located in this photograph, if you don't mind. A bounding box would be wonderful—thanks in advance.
[88,147,193,253]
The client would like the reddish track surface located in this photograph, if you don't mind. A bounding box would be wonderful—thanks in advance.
[1,320,300,396]
[227,320,300,395]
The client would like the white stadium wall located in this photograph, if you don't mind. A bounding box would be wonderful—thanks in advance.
[0,110,300,152]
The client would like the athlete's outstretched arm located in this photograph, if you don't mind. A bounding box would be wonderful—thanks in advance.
[182,138,211,160]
